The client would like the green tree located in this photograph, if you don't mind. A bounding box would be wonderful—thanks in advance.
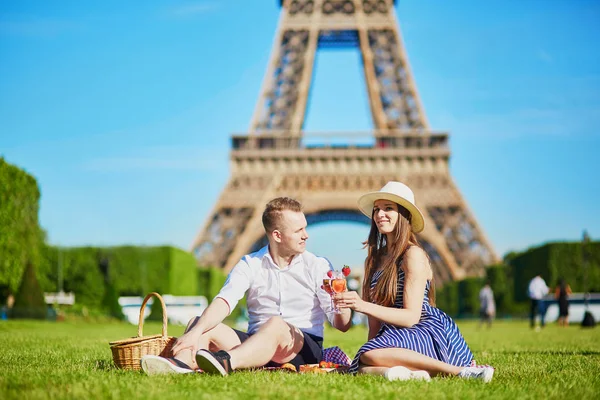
[0,157,44,296]
[11,261,47,319]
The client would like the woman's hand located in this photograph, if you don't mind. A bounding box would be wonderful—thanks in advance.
[333,291,365,313]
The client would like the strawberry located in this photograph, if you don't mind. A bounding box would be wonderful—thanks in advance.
[342,265,351,277]
[327,270,333,278]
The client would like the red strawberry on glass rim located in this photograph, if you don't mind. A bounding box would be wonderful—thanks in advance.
[327,270,333,278]
[342,265,351,277]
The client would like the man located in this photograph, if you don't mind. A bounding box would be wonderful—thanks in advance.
[478,281,495,329]
[141,197,352,375]
[528,274,549,331]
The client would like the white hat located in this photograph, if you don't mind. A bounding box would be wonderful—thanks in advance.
[357,181,425,233]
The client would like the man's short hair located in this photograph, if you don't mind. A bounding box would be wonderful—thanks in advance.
[262,197,302,233]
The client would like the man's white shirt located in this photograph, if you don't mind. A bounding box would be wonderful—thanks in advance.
[216,246,335,338]
[528,276,549,300]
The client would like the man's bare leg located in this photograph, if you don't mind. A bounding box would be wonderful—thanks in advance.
[227,316,305,370]
[174,317,242,369]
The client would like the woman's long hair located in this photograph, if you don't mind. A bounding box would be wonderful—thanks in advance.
[558,278,567,295]
[559,278,566,290]
[361,203,435,307]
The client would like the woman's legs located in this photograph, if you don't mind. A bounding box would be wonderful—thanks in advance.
[360,348,463,377]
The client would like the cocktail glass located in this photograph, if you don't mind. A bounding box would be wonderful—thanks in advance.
[330,272,347,314]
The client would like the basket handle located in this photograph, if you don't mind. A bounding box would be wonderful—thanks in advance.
[138,292,168,339]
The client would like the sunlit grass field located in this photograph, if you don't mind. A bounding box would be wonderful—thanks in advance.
[1,319,599,399]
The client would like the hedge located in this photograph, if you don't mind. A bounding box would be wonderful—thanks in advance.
[485,264,515,315]
[436,264,519,317]
[435,280,459,316]
[457,277,483,317]
[435,277,485,318]
[510,241,600,302]
[0,157,44,300]
[435,240,600,318]
[37,245,199,311]
[169,247,199,296]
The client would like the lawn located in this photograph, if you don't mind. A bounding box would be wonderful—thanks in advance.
[0,319,598,399]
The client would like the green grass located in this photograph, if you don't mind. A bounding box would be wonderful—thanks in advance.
[1,320,599,399]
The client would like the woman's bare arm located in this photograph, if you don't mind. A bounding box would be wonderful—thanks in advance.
[367,315,382,340]
[335,247,430,328]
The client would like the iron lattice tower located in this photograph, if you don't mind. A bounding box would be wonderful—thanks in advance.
[191,0,497,282]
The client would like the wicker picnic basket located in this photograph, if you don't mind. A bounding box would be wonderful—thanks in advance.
[109,292,177,370]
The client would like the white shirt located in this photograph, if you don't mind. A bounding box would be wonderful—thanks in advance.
[216,246,334,338]
[479,286,496,314]
[528,276,549,300]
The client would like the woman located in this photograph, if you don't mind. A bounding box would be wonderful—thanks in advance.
[555,278,572,327]
[334,181,494,382]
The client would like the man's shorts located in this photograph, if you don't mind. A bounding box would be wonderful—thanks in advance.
[233,328,323,369]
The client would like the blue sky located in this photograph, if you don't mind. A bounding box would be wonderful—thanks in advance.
[1,0,599,270]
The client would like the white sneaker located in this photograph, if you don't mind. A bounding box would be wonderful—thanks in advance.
[385,366,431,382]
[409,370,432,381]
[140,355,195,375]
[458,366,494,383]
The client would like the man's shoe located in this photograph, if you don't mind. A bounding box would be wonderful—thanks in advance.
[458,366,494,383]
[140,355,195,375]
[195,349,232,376]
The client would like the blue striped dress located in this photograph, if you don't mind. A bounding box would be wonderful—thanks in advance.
[349,268,474,373]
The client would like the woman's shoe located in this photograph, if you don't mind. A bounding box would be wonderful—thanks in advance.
[385,366,411,381]
[458,366,495,383]
[409,370,431,381]
[385,366,431,381]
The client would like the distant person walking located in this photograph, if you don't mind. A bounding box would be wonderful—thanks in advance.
[528,275,549,331]
[554,278,572,327]
[478,281,496,329]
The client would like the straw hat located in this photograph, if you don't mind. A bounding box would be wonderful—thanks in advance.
[357,181,425,233]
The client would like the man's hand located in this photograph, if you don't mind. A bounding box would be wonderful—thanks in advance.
[171,297,231,358]
[333,291,365,313]
[171,328,202,358]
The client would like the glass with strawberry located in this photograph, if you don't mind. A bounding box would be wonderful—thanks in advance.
[330,265,351,314]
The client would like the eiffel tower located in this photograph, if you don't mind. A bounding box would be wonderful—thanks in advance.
[191,0,497,282]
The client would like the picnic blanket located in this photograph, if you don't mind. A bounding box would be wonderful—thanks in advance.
[322,346,352,366]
